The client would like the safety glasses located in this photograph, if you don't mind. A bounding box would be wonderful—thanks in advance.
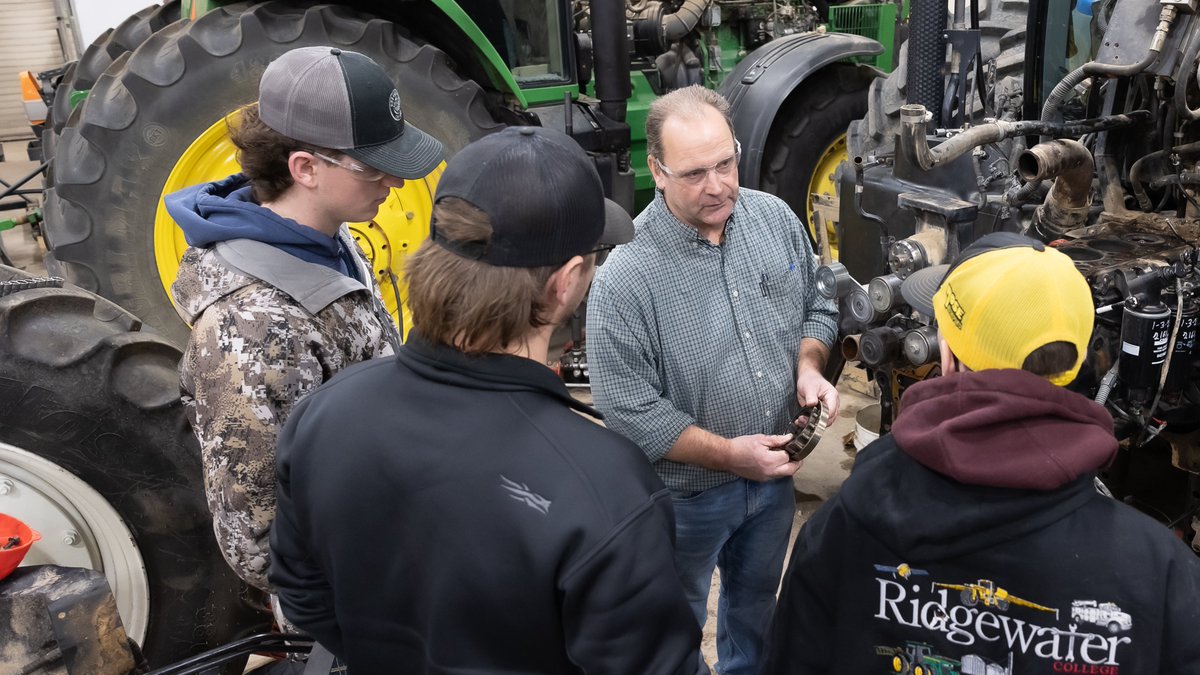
[311,151,388,182]
[653,140,741,186]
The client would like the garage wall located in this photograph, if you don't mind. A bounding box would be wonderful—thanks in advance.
[72,1,164,49]
[0,0,68,139]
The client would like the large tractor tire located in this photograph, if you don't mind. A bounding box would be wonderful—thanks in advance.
[0,266,266,666]
[47,2,183,136]
[760,63,877,260]
[42,2,183,188]
[43,2,502,346]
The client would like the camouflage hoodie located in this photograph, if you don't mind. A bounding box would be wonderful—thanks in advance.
[170,175,398,592]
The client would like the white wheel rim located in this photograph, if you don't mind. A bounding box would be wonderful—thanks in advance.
[0,441,149,644]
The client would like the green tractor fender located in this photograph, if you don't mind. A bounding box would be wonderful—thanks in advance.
[721,31,882,189]
[408,0,528,107]
[719,32,884,258]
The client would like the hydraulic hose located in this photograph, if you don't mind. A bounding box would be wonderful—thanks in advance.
[1128,140,1200,211]
[1083,4,1178,78]
[1174,30,1200,121]
[900,104,1150,171]
[1094,362,1119,405]
[1040,66,1090,124]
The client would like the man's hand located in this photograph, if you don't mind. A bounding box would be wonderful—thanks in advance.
[725,433,802,482]
[796,368,840,423]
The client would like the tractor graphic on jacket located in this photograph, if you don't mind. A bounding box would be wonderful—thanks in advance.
[876,641,1014,675]
[933,579,1060,619]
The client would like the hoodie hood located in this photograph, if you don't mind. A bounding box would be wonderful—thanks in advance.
[839,369,1118,560]
[165,174,354,277]
[892,369,1117,489]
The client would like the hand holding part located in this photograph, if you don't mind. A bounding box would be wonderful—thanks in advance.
[796,368,840,423]
[726,433,801,481]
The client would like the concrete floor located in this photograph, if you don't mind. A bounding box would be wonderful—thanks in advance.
[0,139,875,671]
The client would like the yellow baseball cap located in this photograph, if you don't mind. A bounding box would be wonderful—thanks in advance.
[910,233,1094,386]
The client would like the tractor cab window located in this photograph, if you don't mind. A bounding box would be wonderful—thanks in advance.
[462,0,570,85]
[1030,0,1094,119]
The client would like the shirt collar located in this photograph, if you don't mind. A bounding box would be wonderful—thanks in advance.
[645,190,737,253]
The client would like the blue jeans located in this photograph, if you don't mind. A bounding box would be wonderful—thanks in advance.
[671,477,796,675]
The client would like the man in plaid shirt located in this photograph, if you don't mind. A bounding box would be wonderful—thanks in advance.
[587,85,840,675]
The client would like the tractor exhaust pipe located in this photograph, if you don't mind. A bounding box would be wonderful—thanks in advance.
[590,0,631,122]
[1019,139,1094,236]
[906,0,946,126]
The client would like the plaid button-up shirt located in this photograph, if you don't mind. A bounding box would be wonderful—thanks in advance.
[587,189,838,492]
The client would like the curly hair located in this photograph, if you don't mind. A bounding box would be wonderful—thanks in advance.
[226,103,332,202]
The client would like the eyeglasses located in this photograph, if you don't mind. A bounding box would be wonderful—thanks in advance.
[591,243,616,266]
[311,151,389,182]
[653,140,741,186]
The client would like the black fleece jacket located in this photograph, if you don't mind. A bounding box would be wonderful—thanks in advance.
[764,369,1200,675]
[270,332,703,675]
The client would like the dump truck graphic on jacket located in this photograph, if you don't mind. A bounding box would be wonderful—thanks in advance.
[1070,600,1133,633]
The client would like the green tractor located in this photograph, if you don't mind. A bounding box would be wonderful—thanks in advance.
[40,0,902,348]
[5,0,919,667]
[878,641,962,675]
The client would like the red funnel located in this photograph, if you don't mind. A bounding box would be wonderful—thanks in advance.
[0,513,41,581]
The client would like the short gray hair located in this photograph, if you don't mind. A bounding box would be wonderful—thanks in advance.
[645,85,736,163]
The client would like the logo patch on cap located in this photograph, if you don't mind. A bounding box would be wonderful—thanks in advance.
[388,89,403,122]
[942,283,965,328]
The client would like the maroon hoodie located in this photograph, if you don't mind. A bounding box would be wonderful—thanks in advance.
[765,368,1200,675]
[892,368,1117,489]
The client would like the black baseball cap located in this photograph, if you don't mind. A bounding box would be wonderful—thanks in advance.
[258,46,444,179]
[430,126,635,267]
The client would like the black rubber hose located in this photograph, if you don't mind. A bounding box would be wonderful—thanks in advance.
[662,0,709,41]
[1175,30,1200,121]
[1040,65,1090,125]
[1129,140,1200,210]
[906,0,946,126]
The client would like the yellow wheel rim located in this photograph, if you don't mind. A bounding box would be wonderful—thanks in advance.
[806,133,848,260]
[155,114,439,338]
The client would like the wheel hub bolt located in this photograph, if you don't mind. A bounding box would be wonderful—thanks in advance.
[62,530,80,546]
[0,477,13,495]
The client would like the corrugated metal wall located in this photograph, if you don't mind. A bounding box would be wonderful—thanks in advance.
[0,0,67,140]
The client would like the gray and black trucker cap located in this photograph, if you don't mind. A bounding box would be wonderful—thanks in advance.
[258,46,444,179]
[430,126,634,267]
